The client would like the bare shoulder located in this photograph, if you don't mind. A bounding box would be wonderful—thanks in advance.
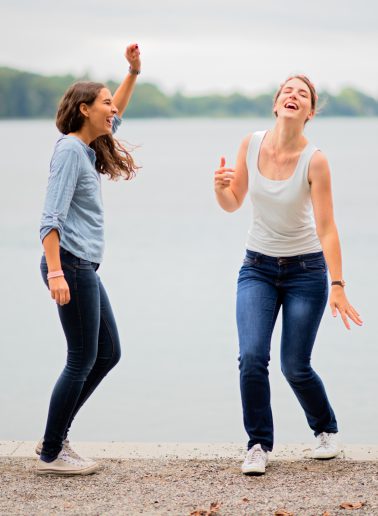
[241,132,253,148]
[309,150,330,183]
[237,132,253,159]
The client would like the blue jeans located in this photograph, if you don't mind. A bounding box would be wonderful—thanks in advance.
[40,248,121,462]
[236,250,338,452]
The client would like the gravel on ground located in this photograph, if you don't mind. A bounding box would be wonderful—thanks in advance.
[1,457,377,515]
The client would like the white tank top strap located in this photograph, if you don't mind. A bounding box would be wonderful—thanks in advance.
[246,130,267,180]
[296,142,319,187]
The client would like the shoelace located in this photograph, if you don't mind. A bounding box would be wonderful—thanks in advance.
[62,440,94,463]
[64,443,84,461]
[318,433,331,448]
[59,450,86,466]
[246,447,265,464]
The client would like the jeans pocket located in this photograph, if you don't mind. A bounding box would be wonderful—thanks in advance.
[302,258,327,273]
[74,262,95,270]
[243,257,257,267]
[61,260,76,272]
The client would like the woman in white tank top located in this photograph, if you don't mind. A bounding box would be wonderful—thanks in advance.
[214,75,362,476]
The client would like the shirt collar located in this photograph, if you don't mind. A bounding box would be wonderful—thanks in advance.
[59,134,97,164]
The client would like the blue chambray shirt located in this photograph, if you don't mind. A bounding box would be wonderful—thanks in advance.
[40,115,122,263]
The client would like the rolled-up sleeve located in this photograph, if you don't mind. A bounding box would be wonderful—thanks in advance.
[112,114,122,134]
[40,149,80,243]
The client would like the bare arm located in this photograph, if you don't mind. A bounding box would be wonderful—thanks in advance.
[214,134,251,212]
[42,230,70,306]
[309,151,362,329]
[113,43,141,118]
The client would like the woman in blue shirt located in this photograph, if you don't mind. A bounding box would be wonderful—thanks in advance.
[37,43,141,475]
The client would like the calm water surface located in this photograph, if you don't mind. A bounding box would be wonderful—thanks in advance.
[0,118,377,443]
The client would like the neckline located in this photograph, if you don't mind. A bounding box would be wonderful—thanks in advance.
[256,130,310,183]
[65,134,92,150]
[61,134,97,162]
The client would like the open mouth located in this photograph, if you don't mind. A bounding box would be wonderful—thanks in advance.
[106,116,114,127]
[284,102,298,111]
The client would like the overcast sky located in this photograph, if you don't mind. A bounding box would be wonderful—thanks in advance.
[1,0,377,96]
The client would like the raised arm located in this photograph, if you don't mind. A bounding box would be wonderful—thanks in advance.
[309,151,362,329]
[112,43,141,118]
[214,133,251,212]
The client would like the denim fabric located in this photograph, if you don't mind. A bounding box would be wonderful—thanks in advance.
[40,115,122,263]
[236,250,338,452]
[39,247,121,461]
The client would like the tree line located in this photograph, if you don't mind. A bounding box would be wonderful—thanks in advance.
[1,66,377,119]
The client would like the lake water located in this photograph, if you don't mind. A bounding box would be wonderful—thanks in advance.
[0,118,377,445]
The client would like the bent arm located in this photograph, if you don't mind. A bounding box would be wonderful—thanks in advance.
[214,134,251,212]
[113,44,141,118]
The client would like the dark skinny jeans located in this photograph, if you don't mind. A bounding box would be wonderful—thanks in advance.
[40,248,121,462]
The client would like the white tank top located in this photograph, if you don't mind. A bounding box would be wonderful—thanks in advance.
[246,130,322,257]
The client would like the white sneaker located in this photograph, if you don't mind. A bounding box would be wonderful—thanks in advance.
[313,432,340,459]
[35,438,96,464]
[36,449,99,476]
[241,444,269,475]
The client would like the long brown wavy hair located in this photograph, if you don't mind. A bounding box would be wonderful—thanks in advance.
[56,82,138,180]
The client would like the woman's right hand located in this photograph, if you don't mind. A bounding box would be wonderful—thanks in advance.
[214,157,235,193]
[48,276,71,306]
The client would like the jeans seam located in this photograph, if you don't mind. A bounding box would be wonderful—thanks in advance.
[100,312,117,365]
[72,271,85,351]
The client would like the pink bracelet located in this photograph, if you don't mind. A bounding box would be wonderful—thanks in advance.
[47,270,64,280]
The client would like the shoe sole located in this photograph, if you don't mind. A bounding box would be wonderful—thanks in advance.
[242,469,266,476]
[36,464,99,476]
[313,453,340,460]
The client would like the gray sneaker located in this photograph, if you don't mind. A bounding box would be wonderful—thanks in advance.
[36,449,99,476]
[35,438,96,465]
[241,443,269,475]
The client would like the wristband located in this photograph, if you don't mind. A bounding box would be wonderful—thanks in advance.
[331,280,346,288]
[47,270,64,280]
[128,66,141,75]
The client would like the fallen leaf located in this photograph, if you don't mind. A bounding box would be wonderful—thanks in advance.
[275,510,294,516]
[190,503,222,516]
[322,512,331,516]
[340,501,366,510]
[209,502,221,513]
[241,497,250,502]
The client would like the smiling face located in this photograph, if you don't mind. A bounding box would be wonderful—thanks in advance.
[273,77,316,125]
[80,88,118,138]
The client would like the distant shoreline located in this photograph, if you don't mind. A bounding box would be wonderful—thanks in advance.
[1,66,378,119]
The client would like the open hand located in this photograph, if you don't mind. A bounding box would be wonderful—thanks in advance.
[330,288,363,330]
[125,43,141,71]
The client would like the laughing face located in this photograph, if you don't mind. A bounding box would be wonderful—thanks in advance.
[82,87,118,137]
[273,77,314,124]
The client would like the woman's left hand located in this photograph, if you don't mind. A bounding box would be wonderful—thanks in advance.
[125,43,141,72]
[329,287,363,330]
